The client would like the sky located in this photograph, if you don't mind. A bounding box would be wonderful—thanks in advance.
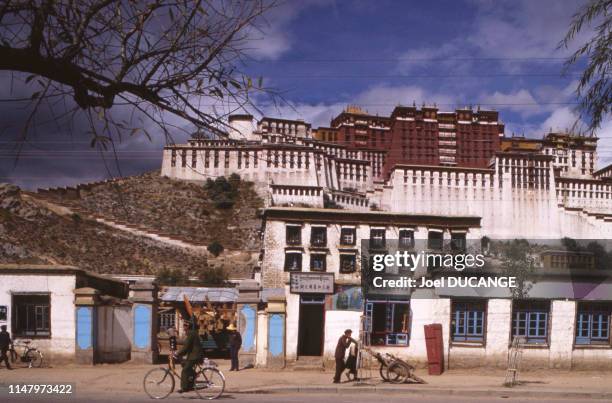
[1,0,610,190]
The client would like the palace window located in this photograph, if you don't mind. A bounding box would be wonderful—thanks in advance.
[370,228,386,249]
[286,225,302,245]
[284,252,302,272]
[13,294,50,338]
[428,230,444,251]
[398,229,414,249]
[451,299,486,343]
[451,232,466,252]
[340,227,356,246]
[365,300,410,346]
[310,254,326,272]
[310,227,327,247]
[512,300,549,345]
[339,254,356,273]
[575,302,611,345]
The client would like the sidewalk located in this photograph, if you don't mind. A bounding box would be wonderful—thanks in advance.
[1,360,612,400]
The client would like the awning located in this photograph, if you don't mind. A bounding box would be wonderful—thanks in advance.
[160,287,238,303]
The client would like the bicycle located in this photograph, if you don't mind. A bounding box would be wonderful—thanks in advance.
[9,340,44,368]
[143,354,225,400]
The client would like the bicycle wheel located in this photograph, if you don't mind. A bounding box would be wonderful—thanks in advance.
[194,367,225,400]
[9,348,17,365]
[143,368,174,399]
[26,349,43,368]
[379,364,391,381]
[386,362,410,384]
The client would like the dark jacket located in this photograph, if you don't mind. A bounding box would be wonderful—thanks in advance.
[228,331,242,350]
[334,335,351,360]
[177,329,203,361]
[0,330,10,349]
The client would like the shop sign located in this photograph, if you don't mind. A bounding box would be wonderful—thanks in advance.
[290,273,334,294]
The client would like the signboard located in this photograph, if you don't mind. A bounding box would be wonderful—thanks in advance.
[290,273,334,294]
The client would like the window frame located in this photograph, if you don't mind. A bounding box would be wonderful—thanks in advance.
[575,302,612,346]
[310,226,327,247]
[398,229,415,250]
[340,227,356,246]
[369,228,386,250]
[451,299,486,344]
[511,300,550,346]
[285,224,302,246]
[284,252,303,272]
[365,299,410,346]
[428,230,444,251]
[12,293,51,339]
[310,253,327,272]
[339,253,357,274]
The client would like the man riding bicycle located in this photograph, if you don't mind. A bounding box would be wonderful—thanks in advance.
[175,318,203,393]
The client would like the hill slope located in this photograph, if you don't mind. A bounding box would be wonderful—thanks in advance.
[0,172,264,279]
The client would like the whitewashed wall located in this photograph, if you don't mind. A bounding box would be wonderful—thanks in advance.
[0,274,76,361]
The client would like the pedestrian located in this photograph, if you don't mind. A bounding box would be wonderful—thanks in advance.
[344,338,358,381]
[0,325,12,370]
[175,319,203,393]
[227,324,242,371]
[333,329,354,383]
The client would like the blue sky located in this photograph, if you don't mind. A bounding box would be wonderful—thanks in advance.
[1,0,610,189]
[245,0,601,136]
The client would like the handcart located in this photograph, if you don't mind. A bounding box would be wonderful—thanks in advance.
[362,348,426,384]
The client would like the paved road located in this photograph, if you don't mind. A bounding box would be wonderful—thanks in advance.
[2,392,603,403]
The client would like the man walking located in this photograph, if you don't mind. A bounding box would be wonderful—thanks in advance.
[227,324,242,371]
[175,319,203,393]
[333,329,354,383]
[0,325,12,370]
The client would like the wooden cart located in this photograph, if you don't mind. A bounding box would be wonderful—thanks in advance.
[363,348,426,384]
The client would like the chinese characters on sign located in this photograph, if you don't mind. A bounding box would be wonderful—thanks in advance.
[290,273,334,294]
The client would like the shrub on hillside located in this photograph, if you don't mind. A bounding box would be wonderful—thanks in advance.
[195,265,228,286]
[155,267,189,286]
[207,241,224,257]
[204,176,240,209]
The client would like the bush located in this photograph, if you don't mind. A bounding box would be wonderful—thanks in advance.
[195,265,228,286]
[204,176,239,209]
[207,241,224,257]
[155,267,188,286]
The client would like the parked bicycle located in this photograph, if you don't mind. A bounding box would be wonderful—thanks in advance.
[143,354,225,400]
[9,340,44,368]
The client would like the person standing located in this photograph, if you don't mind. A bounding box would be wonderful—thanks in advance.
[333,329,353,383]
[175,319,203,393]
[227,324,242,371]
[344,338,358,381]
[0,325,12,370]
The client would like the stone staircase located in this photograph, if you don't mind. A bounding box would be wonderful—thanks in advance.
[290,356,325,371]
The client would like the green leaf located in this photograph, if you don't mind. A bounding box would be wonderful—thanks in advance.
[247,77,252,89]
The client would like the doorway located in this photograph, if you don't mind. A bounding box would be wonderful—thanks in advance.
[297,294,325,356]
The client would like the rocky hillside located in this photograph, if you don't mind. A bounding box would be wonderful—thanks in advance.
[40,172,263,250]
[0,172,264,279]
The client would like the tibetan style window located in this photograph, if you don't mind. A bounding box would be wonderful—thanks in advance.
[370,228,386,249]
[575,302,611,346]
[339,254,356,273]
[428,230,444,251]
[310,254,326,272]
[310,227,327,247]
[365,300,410,346]
[451,299,486,343]
[398,229,414,249]
[284,252,302,272]
[13,294,50,338]
[451,232,467,252]
[159,309,176,332]
[512,300,550,345]
[340,227,356,246]
[286,225,302,246]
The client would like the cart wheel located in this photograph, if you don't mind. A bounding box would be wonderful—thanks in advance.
[386,362,410,384]
[379,364,389,381]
